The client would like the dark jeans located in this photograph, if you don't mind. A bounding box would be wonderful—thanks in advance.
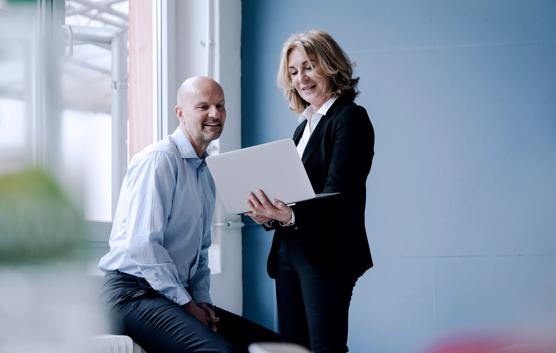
[102,271,280,353]
[275,235,357,353]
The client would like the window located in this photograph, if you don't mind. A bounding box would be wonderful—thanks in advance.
[62,0,130,222]
[0,8,35,173]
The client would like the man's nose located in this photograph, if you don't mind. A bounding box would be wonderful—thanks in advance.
[208,105,221,118]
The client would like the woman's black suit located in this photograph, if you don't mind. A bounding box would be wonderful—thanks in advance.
[265,94,374,353]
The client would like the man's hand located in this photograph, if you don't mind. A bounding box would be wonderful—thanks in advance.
[246,189,292,224]
[183,301,211,328]
[198,302,220,333]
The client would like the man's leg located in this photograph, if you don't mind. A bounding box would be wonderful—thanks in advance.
[102,272,232,353]
[214,306,281,353]
[112,295,233,353]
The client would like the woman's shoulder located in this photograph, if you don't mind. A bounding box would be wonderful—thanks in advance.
[330,97,369,121]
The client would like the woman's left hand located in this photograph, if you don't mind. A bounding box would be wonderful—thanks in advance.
[246,189,292,224]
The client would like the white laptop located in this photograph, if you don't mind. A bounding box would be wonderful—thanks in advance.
[206,139,338,215]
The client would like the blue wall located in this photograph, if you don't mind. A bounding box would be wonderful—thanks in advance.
[241,1,556,352]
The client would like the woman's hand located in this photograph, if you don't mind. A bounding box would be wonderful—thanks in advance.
[245,211,273,225]
[246,189,292,224]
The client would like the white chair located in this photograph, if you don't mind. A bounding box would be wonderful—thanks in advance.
[93,335,146,353]
[249,342,312,353]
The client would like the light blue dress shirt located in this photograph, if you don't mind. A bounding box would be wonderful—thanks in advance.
[98,128,215,306]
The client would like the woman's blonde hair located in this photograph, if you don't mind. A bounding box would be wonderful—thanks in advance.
[277,29,359,113]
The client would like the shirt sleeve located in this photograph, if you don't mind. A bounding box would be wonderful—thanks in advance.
[189,221,212,304]
[125,151,192,305]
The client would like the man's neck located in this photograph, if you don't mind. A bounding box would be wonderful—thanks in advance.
[180,126,207,158]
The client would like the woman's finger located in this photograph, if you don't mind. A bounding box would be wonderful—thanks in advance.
[256,189,275,209]
[248,192,262,209]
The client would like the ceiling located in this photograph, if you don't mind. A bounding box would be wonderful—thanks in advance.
[0,1,128,114]
[63,0,128,114]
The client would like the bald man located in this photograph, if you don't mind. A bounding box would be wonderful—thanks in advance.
[99,77,279,353]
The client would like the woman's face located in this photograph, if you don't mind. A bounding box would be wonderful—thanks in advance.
[287,47,331,110]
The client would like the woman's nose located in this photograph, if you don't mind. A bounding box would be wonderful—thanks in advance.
[295,73,307,85]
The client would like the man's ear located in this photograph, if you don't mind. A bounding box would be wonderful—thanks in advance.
[175,106,185,124]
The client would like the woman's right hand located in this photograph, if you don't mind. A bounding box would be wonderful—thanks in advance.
[245,211,273,225]
[245,189,275,225]
[245,189,292,225]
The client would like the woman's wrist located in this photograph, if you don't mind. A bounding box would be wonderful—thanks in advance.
[279,209,295,226]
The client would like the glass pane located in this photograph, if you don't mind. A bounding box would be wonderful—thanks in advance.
[61,0,129,222]
[61,110,111,222]
[0,32,29,172]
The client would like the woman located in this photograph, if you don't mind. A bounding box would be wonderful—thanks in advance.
[246,30,375,353]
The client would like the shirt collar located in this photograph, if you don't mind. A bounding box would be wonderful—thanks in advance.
[298,96,339,123]
[171,127,208,160]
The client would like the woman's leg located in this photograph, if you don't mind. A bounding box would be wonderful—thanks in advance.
[288,238,357,353]
[274,237,311,349]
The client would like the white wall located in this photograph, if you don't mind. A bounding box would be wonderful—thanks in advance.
[160,0,243,313]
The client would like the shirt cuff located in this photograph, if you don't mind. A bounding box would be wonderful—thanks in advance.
[172,287,192,306]
[192,290,212,305]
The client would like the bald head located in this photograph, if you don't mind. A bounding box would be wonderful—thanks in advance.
[175,76,227,157]
[177,76,224,106]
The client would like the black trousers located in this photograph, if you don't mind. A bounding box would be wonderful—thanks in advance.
[275,235,357,353]
[102,271,280,353]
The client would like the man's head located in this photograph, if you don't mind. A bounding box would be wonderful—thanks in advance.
[175,76,226,156]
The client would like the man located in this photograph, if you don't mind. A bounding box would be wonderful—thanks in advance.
[98,76,279,353]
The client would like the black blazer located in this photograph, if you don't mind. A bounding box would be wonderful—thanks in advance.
[266,95,375,279]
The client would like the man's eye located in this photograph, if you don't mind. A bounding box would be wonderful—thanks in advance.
[198,105,209,110]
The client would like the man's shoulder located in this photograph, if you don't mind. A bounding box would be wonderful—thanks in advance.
[130,137,179,167]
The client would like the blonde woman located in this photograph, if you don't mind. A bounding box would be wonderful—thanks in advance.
[246,30,375,353]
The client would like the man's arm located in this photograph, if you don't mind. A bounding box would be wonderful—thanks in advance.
[189,216,212,305]
[126,151,192,305]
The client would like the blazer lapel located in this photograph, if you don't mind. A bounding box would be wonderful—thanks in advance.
[293,120,307,145]
[295,96,350,164]
[301,116,329,164]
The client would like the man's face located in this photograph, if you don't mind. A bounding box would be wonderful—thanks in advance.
[176,79,226,152]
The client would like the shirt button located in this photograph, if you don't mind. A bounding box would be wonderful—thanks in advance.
[173,297,177,302]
